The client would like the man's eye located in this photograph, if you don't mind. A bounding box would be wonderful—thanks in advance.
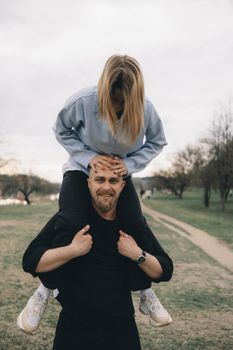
[96,179,104,183]
[110,180,118,184]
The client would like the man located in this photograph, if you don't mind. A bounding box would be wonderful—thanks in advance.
[22,167,173,350]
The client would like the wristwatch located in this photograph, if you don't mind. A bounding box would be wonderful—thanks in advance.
[135,250,146,265]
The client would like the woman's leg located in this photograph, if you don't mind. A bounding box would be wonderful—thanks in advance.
[116,177,148,246]
[117,177,143,227]
[117,177,155,291]
[52,170,91,248]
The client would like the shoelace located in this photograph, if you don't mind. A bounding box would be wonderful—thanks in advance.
[30,292,47,317]
[147,292,165,313]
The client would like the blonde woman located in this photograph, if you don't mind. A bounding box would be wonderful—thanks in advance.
[18,55,172,334]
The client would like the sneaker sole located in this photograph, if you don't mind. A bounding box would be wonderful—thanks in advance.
[17,309,36,335]
[149,315,172,327]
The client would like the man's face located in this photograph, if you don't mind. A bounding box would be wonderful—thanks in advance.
[88,167,125,213]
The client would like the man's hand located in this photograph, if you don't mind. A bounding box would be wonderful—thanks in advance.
[89,155,114,172]
[69,225,93,258]
[35,225,93,273]
[110,156,128,176]
[117,230,141,260]
[117,230,164,279]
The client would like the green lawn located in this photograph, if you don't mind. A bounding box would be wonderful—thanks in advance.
[143,189,233,248]
[0,202,233,349]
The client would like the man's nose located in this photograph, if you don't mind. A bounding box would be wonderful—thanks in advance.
[102,181,111,189]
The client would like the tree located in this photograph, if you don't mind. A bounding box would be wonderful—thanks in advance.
[198,159,217,208]
[204,103,233,211]
[0,174,60,205]
[188,144,217,208]
[155,171,180,196]
[168,145,200,198]
[15,175,41,204]
[0,175,18,197]
[15,174,60,204]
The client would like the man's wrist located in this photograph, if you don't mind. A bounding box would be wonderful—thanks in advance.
[66,244,81,260]
[135,250,146,265]
[130,247,143,261]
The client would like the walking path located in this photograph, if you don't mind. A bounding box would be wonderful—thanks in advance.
[141,202,233,273]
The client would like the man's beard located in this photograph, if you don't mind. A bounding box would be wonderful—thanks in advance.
[93,190,117,213]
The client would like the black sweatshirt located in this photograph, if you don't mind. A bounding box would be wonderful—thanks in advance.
[23,208,173,321]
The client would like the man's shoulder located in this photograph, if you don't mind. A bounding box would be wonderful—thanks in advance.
[63,86,97,110]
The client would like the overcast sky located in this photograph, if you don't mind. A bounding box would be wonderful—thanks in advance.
[1,0,233,182]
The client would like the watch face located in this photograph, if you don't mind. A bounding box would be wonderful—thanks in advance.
[137,255,146,265]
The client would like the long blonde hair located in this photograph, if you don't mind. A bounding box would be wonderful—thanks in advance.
[98,55,145,144]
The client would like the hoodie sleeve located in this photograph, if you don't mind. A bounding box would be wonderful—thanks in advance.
[123,102,167,175]
[53,99,98,170]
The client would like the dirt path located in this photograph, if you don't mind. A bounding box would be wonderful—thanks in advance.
[141,202,233,273]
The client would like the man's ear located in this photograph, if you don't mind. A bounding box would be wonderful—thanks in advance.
[87,178,90,189]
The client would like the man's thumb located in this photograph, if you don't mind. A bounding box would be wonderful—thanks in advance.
[78,225,90,235]
[119,230,128,237]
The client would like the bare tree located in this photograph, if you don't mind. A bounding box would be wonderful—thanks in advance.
[15,174,60,204]
[198,159,217,208]
[188,143,217,208]
[155,171,180,196]
[169,145,201,198]
[15,175,41,204]
[204,102,233,211]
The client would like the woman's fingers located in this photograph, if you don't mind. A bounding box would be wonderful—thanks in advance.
[110,165,121,170]
[90,155,127,175]
[97,159,113,167]
[93,162,105,170]
[113,169,127,176]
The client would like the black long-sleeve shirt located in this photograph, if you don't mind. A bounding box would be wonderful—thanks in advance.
[23,208,173,321]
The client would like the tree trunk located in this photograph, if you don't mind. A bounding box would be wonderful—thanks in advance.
[225,185,232,202]
[178,185,185,199]
[219,188,226,211]
[19,190,31,205]
[204,186,211,208]
[24,195,31,205]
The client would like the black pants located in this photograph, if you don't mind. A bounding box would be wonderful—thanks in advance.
[53,310,141,350]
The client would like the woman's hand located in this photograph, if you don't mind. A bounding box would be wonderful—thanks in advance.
[110,156,128,176]
[89,155,114,172]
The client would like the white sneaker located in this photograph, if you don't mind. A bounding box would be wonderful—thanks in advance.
[17,287,51,335]
[139,289,172,327]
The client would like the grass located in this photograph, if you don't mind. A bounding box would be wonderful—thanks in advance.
[143,188,233,248]
[0,202,233,349]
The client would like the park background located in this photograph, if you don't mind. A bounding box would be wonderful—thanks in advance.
[0,1,233,349]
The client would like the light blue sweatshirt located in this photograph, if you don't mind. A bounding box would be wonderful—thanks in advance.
[53,86,167,175]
